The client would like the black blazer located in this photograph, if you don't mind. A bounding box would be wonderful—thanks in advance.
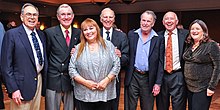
[1,25,48,101]
[44,25,80,92]
[124,29,165,92]
[157,29,189,69]
[101,28,129,68]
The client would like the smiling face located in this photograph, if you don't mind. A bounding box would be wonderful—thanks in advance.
[57,5,74,29]
[190,23,204,42]
[140,13,155,33]
[163,12,179,32]
[20,5,39,30]
[82,25,98,43]
[100,8,115,30]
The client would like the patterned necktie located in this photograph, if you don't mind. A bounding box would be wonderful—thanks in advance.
[65,30,70,46]
[166,32,173,73]
[106,31,110,41]
[31,32,43,66]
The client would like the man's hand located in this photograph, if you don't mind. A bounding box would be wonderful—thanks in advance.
[12,90,24,105]
[152,84,160,96]
[115,48,121,57]
[70,47,76,56]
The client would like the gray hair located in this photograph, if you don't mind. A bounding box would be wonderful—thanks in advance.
[21,3,39,15]
[100,7,115,18]
[141,10,157,22]
[57,4,73,15]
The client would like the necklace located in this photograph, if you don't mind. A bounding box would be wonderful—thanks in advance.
[88,43,98,52]
[192,42,200,51]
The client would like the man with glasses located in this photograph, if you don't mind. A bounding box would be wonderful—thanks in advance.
[1,3,48,110]
[44,4,80,110]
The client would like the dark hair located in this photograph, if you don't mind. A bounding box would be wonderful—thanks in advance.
[186,19,210,44]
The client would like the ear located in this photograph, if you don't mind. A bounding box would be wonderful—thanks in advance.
[20,14,24,22]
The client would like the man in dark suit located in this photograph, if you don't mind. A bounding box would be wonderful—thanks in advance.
[1,3,48,109]
[100,7,129,110]
[0,21,5,109]
[44,4,80,110]
[156,11,188,110]
[124,10,164,110]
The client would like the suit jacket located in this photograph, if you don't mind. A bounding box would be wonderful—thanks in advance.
[158,29,189,69]
[124,29,165,92]
[101,28,129,68]
[44,25,80,92]
[1,25,48,101]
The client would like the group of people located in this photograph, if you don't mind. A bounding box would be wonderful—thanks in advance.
[0,2,219,110]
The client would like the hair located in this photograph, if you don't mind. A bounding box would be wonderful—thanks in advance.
[162,11,179,21]
[140,10,157,22]
[100,7,115,18]
[186,19,210,44]
[56,4,73,15]
[21,3,39,15]
[76,18,106,59]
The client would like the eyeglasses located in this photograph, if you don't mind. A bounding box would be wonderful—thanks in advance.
[24,12,39,18]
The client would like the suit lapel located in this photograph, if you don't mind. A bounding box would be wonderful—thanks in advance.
[149,36,157,57]
[18,25,35,65]
[178,30,186,58]
[69,28,79,49]
[54,26,68,52]
[133,33,139,55]
[111,29,118,45]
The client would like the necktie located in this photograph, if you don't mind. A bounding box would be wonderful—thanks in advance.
[31,32,43,66]
[65,30,70,46]
[106,31,110,41]
[166,32,173,73]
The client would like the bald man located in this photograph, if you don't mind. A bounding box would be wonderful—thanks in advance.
[156,11,188,110]
[100,8,129,110]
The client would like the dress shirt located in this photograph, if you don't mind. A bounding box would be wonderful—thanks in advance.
[103,27,113,41]
[134,28,158,71]
[164,28,181,71]
[60,24,72,39]
[23,24,44,73]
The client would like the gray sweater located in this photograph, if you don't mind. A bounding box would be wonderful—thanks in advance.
[183,41,220,92]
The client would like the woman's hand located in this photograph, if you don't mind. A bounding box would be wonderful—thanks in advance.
[85,80,98,91]
[97,77,110,91]
[207,89,215,96]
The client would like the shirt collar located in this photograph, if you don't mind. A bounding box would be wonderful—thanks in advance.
[134,28,158,39]
[60,24,72,35]
[22,23,37,36]
[165,28,178,36]
[103,27,113,34]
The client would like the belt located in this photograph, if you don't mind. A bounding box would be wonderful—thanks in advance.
[165,69,182,74]
[134,68,149,75]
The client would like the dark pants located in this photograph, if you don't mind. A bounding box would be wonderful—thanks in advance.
[156,71,186,110]
[111,70,123,110]
[187,90,212,110]
[75,99,113,110]
[124,71,154,110]
[0,81,4,109]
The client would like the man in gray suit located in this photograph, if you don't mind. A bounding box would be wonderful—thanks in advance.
[100,7,129,110]
[44,4,80,110]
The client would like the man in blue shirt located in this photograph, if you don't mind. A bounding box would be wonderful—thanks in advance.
[124,10,164,110]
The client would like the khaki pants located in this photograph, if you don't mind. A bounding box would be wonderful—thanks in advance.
[10,74,42,110]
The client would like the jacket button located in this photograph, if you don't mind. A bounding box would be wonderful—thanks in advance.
[61,73,63,75]
[34,78,37,80]
[62,63,64,66]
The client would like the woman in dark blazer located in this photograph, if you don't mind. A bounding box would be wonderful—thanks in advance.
[183,19,220,110]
